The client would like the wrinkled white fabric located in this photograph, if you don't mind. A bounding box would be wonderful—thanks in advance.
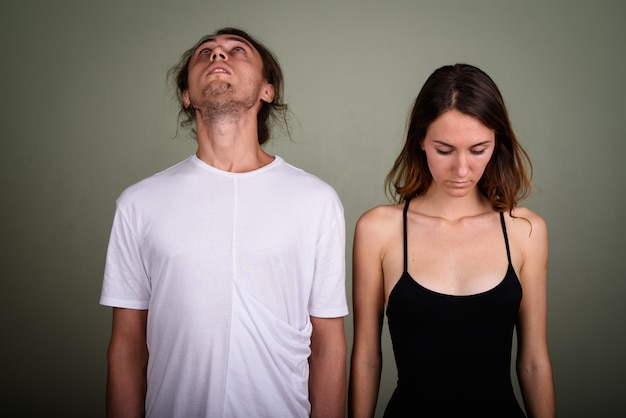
[100,155,347,417]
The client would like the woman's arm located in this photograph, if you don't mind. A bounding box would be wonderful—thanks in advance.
[106,307,149,418]
[513,210,556,418]
[349,210,387,418]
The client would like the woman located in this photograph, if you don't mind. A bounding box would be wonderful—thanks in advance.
[349,64,555,417]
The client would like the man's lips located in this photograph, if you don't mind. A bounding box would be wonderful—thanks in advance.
[208,64,231,75]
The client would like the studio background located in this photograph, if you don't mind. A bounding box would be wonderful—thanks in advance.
[2,1,624,417]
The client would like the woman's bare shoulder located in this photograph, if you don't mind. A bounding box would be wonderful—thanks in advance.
[507,206,548,242]
[357,204,404,226]
[354,204,404,240]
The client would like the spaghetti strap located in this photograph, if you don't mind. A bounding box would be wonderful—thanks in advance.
[499,212,512,265]
[403,198,411,273]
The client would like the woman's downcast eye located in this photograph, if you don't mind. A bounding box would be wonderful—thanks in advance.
[434,148,488,156]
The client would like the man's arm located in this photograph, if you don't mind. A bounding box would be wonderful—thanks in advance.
[309,316,347,418]
[106,307,149,418]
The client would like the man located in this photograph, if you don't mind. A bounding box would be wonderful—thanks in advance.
[100,28,348,418]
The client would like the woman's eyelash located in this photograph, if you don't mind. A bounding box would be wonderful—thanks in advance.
[435,149,486,155]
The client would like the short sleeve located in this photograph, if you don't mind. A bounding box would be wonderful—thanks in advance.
[99,203,151,309]
[308,199,348,318]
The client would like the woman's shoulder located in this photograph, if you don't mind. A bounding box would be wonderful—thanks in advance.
[507,206,548,244]
[358,203,404,223]
[355,203,404,236]
[353,204,405,263]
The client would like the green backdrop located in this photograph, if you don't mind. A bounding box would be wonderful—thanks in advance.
[2,1,625,416]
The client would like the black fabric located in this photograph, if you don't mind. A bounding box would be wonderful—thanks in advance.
[383,199,526,417]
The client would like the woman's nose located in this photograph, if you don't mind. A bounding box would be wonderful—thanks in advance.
[454,155,469,177]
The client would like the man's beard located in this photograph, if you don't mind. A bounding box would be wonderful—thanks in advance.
[195,81,259,124]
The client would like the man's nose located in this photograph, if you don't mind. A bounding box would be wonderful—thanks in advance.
[211,48,227,61]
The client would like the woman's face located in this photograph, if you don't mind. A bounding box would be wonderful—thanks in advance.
[421,109,495,198]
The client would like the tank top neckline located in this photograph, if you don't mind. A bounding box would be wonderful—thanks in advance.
[400,198,516,299]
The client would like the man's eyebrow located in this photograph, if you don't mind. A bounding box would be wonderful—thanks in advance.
[195,36,255,51]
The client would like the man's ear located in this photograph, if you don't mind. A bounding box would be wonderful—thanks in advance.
[261,84,275,103]
[182,90,191,108]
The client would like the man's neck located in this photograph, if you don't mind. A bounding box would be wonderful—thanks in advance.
[194,113,273,173]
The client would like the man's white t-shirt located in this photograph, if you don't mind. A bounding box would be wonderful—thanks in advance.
[100,155,348,417]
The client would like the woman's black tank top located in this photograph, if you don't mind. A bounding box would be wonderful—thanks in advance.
[383,199,526,417]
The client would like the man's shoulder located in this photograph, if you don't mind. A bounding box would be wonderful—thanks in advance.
[274,157,337,193]
[116,156,194,203]
[267,158,343,215]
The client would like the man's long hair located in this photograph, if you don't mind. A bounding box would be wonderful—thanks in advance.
[168,27,288,145]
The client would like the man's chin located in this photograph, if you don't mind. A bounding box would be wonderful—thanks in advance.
[203,82,233,97]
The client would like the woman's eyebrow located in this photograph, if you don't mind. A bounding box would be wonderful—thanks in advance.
[432,140,493,147]
[470,140,493,147]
